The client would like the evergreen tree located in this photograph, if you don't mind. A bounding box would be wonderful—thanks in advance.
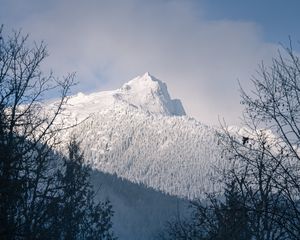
[58,138,116,240]
[161,180,251,240]
[214,181,251,240]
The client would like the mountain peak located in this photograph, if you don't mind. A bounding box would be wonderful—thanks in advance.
[142,71,152,78]
[64,73,186,120]
[124,72,161,87]
[140,72,158,82]
[121,73,186,116]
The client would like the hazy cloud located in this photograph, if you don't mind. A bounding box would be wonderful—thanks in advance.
[0,0,278,125]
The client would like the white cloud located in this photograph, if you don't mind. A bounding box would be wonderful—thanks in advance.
[0,0,278,125]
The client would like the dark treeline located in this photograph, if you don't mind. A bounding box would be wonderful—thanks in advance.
[161,43,300,240]
[0,27,115,239]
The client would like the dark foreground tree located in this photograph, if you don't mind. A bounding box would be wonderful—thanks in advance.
[56,138,115,240]
[162,43,300,239]
[0,25,74,239]
[160,180,251,240]
[0,26,115,239]
[219,42,300,239]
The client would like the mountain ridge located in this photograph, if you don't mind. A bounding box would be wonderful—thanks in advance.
[61,72,186,124]
[54,73,225,199]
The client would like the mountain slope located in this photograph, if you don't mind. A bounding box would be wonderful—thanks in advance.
[92,170,189,240]
[56,73,224,199]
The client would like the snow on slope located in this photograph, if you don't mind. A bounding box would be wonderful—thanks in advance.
[57,73,224,199]
[60,72,185,124]
[121,72,186,116]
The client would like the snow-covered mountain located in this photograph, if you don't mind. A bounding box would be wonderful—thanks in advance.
[61,72,185,123]
[56,72,224,199]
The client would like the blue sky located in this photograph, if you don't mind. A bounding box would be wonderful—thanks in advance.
[0,0,299,125]
[201,0,300,45]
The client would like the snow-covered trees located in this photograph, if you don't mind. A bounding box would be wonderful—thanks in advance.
[68,109,223,199]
